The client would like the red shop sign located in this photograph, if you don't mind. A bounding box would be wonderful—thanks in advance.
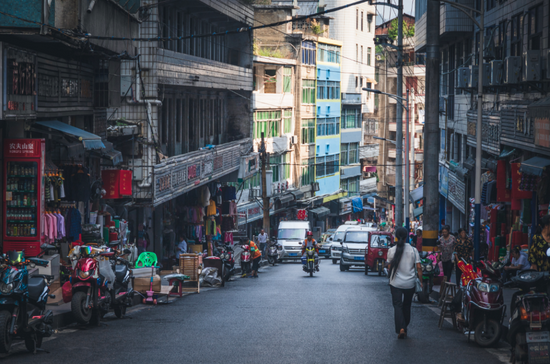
[102,170,133,199]
[4,139,43,158]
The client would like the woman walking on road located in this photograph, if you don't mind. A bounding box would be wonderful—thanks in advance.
[387,227,422,339]
[437,225,456,283]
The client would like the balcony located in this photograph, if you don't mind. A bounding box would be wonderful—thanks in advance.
[158,49,253,91]
[389,123,425,133]
[440,0,474,43]
[360,177,377,194]
[360,144,380,159]
[255,136,290,154]
[153,138,252,206]
[253,93,294,109]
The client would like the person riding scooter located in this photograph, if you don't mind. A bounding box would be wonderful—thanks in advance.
[302,231,319,271]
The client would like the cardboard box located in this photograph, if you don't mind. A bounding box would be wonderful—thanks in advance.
[134,275,161,293]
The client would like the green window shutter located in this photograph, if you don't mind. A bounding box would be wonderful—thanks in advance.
[283,68,292,93]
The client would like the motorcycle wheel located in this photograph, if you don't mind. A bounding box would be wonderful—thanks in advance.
[24,334,43,353]
[364,266,368,275]
[267,256,274,265]
[339,259,346,272]
[114,306,126,319]
[0,311,12,354]
[474,319,502,347]
[310,270,313,277]
[71,291,92,324]
[272,257,277,266]
[378,262,383,276]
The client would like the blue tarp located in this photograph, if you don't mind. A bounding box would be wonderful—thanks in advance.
[36,121,105,150]
[351,197,363,213]
[520,156,550,176]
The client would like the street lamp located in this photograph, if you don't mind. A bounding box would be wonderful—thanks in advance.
[363,87,412,231]
[431,0,484,261]
[373,136,397,145]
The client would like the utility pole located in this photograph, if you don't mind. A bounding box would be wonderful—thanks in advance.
[404,88,410,232]
[395,0,404,228]
[474,3,484,261]
[260,132,270,240]
[422,0,440,250]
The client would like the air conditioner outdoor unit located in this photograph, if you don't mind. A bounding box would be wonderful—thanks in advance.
[457,67,470,88]
[504,56,522,84]
[482,63,492,87]
[468,65,479,88]
[290,135,298,145]
[490,60,504,85]
[523,50,542,81]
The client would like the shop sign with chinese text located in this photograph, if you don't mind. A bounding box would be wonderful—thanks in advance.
[447,170,466,214]
[4,139,42,158]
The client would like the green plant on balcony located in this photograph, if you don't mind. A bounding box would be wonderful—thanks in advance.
[310,19,324,35]
[387,19,415,42]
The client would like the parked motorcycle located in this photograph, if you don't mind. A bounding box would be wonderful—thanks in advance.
[417,251,439,303]
[108,254,134,318]
[240,244,251,276]
[219,244,235,286]
[267,242,279,266]
[0,251,55,354]
[67,246,115,325]
[505,267,550,364]
[458,259,505,347]
[302,247,318,277]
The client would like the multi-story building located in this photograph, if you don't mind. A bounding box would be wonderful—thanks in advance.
[416,0,550,237]
[375,15,425,225]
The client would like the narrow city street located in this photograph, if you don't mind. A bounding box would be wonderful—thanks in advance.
[6,262,507,364]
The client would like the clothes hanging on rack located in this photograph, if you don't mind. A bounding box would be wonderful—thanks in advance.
[206,200,217,216]
[222,186,236,201]
[221,216,235,231]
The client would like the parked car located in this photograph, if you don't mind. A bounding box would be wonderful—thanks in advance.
[278,221,310,262]
[318,229,336,258]
[339,226,377,271]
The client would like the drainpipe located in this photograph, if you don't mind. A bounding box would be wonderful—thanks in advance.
[127,57,162,188]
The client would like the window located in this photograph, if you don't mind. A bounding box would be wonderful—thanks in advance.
[486,0,495,11]
[367,47,372,66]
[511,13,523,57]
[270,154,282,182]
[264,70,276,93]
[355,77,358,89]
[283,109,292,134]
[325,154,338,175]
[361,11,364,31]
[367,14,372,32]
[318,44,341,63]
[302,41,316,65]
[341,143,359,165]
[301,119,315,144]
[356,9,359,30]
[94,60,109,108]
[283,153,291,180]
[317,117,340,136]
[343,108,360,129]
[356,44,359,62]
[316,156,326,177]
[246,172,261,190]
[301,158,315,186]
[528,4,543,50]
[342,177,360,195]
[283,67,292,93]
[498,21,507,59]
[254,110,281,138]
[317,80,340,100]
[302,80,316,104]
[361,46,364,64]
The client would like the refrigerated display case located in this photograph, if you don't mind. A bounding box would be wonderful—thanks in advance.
[3,139,45,256]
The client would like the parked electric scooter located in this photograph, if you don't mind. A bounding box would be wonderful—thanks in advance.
[219,244,235,286]
[267,241,279,266]
[0,251,54,354]
[504,255,550,363]
[240,244,251,276]
[457,259,505,347]
[417,251,439,303]
[67,246,115,325]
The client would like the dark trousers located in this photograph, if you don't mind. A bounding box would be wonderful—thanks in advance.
[455,264,463,287]
[390,285,415,334]
[442,261,453,283]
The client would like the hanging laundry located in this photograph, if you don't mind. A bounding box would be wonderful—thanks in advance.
[206,200,217,216]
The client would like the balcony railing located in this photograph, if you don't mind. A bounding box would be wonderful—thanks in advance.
[359,144,380,159]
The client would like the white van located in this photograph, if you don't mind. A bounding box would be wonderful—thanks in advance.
[277,221,310,261]
[329,224,376,264]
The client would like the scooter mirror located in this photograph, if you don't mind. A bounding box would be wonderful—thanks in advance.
[546,247,550,257]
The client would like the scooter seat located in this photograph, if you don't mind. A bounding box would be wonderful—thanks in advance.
[28,277,47,302]
[115,264,128,282]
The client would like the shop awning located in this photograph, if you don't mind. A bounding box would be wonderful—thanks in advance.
[310,206,330,218]
[35,121,105,150]
[520,156,550,176]
[275,193,294,205]
[289,190,304,201]
[410,186,423,202]
[528,97,550,119]
[463,157,475,170]
[352,197,363,213]
[363,206,375,211]
[499,147,516,159]
[98,141,123,166]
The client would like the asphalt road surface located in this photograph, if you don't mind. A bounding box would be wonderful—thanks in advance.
[5,260,508,364]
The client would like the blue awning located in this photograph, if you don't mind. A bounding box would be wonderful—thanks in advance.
[352,197,363,213]
[35,121,105,150]
[499,147,516,159]
[520,157,550,176]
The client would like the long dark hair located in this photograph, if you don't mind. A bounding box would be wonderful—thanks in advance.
[536,215,550,235]
[389,227,409,280]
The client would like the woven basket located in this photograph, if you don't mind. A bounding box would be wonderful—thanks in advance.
[179,254,200,281]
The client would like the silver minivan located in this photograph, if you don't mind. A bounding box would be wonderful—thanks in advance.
[329,224,364,264]
[339,227,376,271]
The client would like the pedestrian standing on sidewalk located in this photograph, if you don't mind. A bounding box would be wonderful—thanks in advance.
[387,227,422,339]
[529,215,550,272]
[257,229,268,257]
[437,225,456,284]
[454,228,473,286]
[249,240,262,278]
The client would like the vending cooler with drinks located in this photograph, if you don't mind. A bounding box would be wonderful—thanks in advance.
[3,139,45,256]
